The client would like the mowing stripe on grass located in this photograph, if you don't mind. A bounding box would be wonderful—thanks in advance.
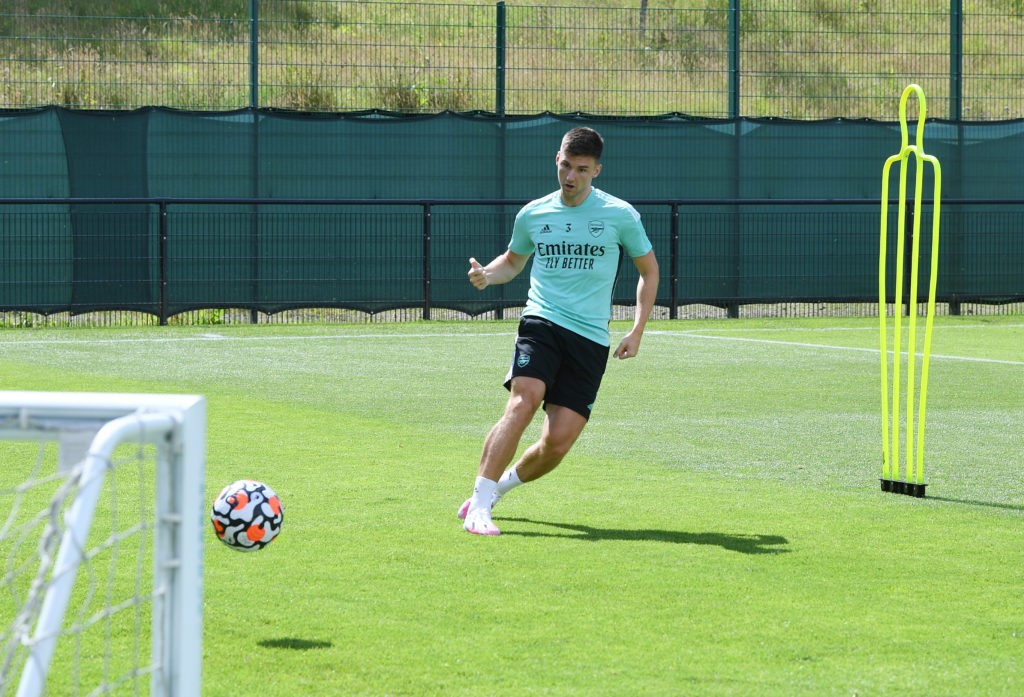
[3,325,1020,366]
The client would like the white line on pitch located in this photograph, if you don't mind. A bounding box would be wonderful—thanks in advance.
[649,322,1024,334]
[650,331,1024,366]
[0,331,511,347]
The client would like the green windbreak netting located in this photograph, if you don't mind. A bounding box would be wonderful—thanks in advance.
[0,109,70,313]
[0,107,1022,317]
[56,109,154,311]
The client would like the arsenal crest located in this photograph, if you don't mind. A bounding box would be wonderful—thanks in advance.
[588,221,605,238]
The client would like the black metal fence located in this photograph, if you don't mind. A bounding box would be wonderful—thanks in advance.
[2,197,1021,326]
[2,1,1023,119]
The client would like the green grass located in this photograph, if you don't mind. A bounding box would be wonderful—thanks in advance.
[1,316,1023,695]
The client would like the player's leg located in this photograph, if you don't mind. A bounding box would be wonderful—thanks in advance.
[462,317,567,535]
[511,404,588,482]
[507,323,607,483]
[464,403,585,527]
[458,466,523,520]
[477,376,545,482]
[463,400,589,523]
[463,376,545,535]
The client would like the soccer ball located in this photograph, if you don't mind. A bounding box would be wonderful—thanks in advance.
[211,479,284,551]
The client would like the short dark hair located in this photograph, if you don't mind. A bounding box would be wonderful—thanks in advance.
[561,127,604,161]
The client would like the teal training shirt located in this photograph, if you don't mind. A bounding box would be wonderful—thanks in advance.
[508,187,653,346]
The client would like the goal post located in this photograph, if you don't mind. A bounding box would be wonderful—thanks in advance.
[0,391,206,697]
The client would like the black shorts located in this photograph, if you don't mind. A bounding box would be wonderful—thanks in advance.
[504,316,610,420]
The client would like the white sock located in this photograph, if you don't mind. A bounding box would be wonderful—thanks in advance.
[495,467,524,498]
[470,476,498,511]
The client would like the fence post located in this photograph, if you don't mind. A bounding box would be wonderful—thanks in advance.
[249,0,261,324]
[728,0,741,118]
[159,202,168,326]
[949,0,962,121]
[495,2,508,319]
[669,203,679,319]
[250,0,259,110]
[423,203,432,320]
[496,2,506,117]
[727,1,742,317]
[949,0,964,314]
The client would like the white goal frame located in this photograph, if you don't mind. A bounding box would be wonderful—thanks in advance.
[0,391,205,697]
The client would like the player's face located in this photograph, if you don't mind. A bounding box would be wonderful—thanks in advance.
[555,150,601,207]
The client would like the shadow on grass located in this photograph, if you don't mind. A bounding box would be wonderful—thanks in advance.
[497,517,789,555]
[257,637,333,650]
[928,496,1024,512]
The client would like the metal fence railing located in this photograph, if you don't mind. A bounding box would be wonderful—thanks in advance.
[1,2,1022,119]
[1,197,1022,327]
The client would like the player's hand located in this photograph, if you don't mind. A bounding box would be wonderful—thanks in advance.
[468,257,488,290]
[614,332,641,360]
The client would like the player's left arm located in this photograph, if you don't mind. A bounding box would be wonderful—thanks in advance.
[613,250,660,360]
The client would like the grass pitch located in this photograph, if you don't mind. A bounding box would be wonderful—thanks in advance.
[1,316,1022,696]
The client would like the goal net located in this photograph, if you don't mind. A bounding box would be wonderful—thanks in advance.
[0,392,205,697]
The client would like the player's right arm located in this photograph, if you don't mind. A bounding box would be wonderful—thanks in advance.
[467,251,529,290]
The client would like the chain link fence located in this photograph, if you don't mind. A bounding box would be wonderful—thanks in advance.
[2,1,1022,119]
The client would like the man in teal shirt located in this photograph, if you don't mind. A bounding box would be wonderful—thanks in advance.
[459,127,660,536]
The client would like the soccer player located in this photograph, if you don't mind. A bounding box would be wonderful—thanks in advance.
[459,126,660,536]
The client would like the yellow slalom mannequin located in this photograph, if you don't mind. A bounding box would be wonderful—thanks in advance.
[878,84,942,496]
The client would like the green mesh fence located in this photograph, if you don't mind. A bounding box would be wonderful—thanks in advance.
[1,108,1022,321]
[2,2,1024,119]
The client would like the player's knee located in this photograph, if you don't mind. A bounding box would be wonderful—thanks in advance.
[506,383,544,416]
[540,434,574,462]
[503,392,541,427]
